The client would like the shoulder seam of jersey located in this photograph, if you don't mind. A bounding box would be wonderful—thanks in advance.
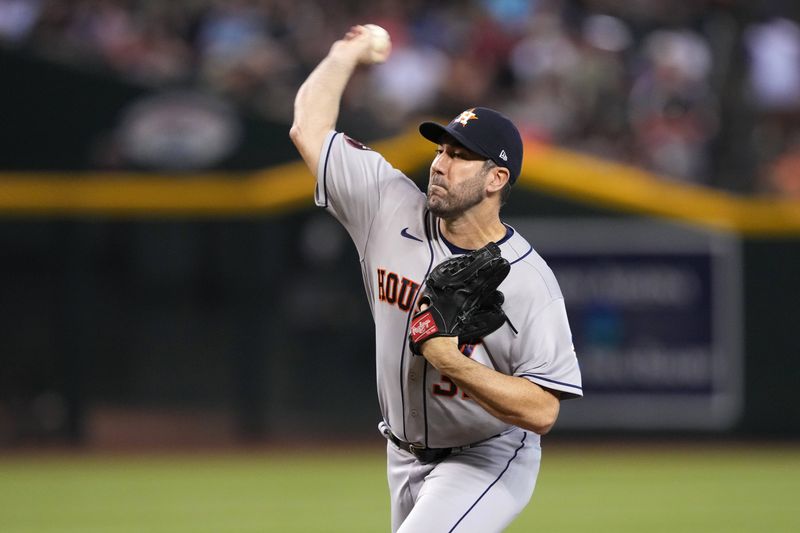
[508,242,533,265]
[525,295,567,328]
[518,373,583,392]
[318,132,341,208]
[512,254,564,302]
[359,165,385,260]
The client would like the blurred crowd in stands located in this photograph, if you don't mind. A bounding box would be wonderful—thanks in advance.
[2,0,800,196]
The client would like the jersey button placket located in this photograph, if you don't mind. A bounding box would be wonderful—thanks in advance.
[405,357,425,439]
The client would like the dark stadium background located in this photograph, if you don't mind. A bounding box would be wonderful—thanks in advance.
[1,0,798,449]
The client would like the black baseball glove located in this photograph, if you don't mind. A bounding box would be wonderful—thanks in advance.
[409,242,510,355]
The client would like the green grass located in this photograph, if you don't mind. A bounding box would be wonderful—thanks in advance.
[0,444,798,532]
[523,444,800,533]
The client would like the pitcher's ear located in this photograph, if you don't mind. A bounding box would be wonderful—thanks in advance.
[487,166,510,194]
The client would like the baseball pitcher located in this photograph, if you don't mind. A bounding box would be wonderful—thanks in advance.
[290,24,582,532]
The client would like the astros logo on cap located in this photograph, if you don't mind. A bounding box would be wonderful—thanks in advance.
[452,108,478,127]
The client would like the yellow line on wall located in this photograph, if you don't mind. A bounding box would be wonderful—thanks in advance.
[0,166,305,216]
[521,142,800,236]
[0,125,798,236]
[0,128,432,217]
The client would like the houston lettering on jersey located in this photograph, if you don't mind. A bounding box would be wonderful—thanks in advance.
[377,268,420,311]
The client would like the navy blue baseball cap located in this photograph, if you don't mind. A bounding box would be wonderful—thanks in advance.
[419,107,523,184]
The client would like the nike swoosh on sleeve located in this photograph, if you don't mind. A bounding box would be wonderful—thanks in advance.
[400,227,423,242]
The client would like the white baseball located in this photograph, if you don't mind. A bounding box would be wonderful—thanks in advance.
[364,23,391,63]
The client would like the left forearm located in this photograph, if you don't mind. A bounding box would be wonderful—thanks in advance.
[423,339,560,434]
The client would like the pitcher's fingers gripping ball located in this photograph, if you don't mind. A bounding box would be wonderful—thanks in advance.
[363,24,391,63]
[409,242,510,355]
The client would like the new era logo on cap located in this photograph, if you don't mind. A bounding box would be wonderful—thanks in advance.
[419,107,523,184]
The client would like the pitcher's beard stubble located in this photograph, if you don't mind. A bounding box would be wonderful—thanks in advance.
[426,172,486,219]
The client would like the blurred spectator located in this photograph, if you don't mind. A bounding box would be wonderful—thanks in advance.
[745,17,800,112]
[0,0,42,43]
[744,16,800,196]
[507,8,583,141]
[4,0,800,193]
[371,43,448,124]
[628,29,718,182]
[763,138,800,198]
[569,14,631,159]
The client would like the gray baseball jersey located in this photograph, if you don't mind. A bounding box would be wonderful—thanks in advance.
[315,130,583,451]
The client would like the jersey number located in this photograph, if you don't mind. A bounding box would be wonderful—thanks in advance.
[433,376,469,399]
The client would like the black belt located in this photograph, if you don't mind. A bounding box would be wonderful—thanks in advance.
[385,431,456,464]
[378,421,494,464]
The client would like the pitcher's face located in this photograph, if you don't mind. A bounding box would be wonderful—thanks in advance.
[427,142,492,219]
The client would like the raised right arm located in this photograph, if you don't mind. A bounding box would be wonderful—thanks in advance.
[289,25,388,175]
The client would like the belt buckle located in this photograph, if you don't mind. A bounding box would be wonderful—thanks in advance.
[408,443,426,460]
[408,443,436,463]
[409,443,449,463]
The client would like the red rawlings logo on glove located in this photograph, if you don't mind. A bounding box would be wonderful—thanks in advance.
[410,311,438,343]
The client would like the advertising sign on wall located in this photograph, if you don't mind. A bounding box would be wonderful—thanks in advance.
[509,219,743,430]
